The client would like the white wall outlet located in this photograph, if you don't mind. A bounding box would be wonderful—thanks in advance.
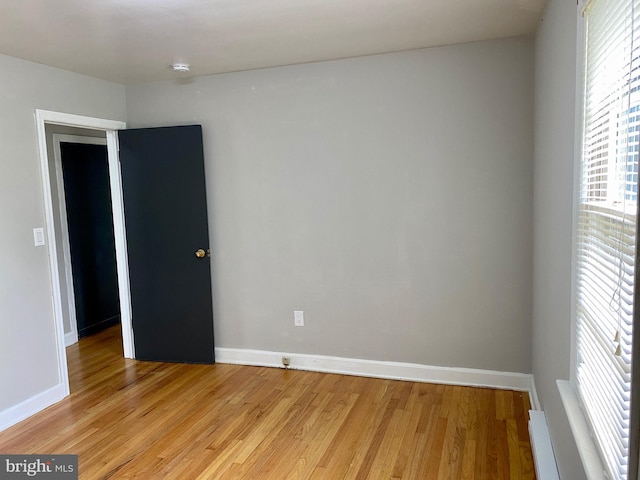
[294,310,304,327]
[33,227,45,246]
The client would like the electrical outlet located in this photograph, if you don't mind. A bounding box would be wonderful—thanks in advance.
[294,310,304,327]
[282,356,290,368]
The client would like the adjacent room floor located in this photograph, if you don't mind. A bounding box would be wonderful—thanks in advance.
[0,327,535,479]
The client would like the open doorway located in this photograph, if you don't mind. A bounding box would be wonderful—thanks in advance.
[50,132,121,344]
[35,110,133,399]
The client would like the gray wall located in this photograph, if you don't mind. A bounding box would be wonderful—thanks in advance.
[0,53,126,411]
[532,0,586,478]
[127,37,534,372]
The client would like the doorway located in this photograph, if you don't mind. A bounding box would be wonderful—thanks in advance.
[37,111,214,401]
[36,110,133,399]
[52,134,121,342]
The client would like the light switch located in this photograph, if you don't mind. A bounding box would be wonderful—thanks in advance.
[33,228,45,246]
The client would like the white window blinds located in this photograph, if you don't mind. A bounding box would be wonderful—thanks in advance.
[577,0,639,478]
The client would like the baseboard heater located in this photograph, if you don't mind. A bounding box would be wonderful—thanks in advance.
[529,410,560,480]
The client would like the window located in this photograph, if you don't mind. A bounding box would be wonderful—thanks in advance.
[576,0,639,478]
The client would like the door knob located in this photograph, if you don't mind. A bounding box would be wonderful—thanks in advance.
[195,248,206,258]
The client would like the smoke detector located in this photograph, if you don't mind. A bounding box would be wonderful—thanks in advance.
[170,63,190,73]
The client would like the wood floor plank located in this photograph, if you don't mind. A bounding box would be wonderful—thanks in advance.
[404,403,439,479]
[477,387,496,479]
[389,385,426,479]
[0,326,536,479]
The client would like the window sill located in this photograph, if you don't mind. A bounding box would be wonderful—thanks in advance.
[557,380,607,480]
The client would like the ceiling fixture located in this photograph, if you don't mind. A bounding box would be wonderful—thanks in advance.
[170,63,190,73]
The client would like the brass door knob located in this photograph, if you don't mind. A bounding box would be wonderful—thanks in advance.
[195,248,206,258]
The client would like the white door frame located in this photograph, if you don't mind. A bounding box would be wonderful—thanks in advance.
[52,134,108,347]
[35,110,134,396]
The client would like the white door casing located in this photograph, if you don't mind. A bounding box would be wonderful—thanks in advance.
[35,109,132,399]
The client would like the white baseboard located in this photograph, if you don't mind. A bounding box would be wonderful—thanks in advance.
[529,375,541,411]
[215,347,534,392]
[64,331,77,347]
[0,383,67,432]
[1,350,536,435]
[529,410,560,480]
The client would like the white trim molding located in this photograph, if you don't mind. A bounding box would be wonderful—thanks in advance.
[215,347,536,393]
[105,130,135,360]
[0,383,66,432]
[36,110,126,131]
[528,375,541,411]
[31,109,131,431]
[64,331,78,347]
[557,380,606,480]
[34,110,131,367]
[529,410,561,480]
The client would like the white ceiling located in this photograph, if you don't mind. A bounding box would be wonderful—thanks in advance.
[0,0,546,85]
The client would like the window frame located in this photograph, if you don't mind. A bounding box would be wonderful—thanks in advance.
[566,1,640,479]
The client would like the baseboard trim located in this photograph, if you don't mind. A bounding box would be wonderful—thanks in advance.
[0,383,67,432]
[64,331,77,347]
[529,375,541,411]
[1,350,535,434]
[215,347,533,392]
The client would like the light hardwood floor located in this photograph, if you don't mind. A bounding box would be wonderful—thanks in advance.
[0,327,535,479]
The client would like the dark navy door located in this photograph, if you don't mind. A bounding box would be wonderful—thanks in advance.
[118,125,214,364]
